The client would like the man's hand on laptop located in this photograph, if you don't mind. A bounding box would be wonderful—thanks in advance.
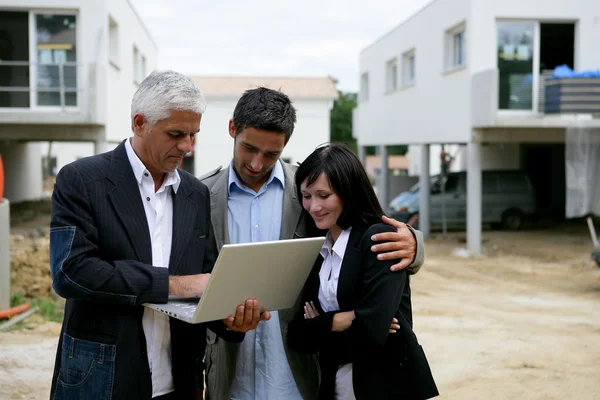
[224,299,272,332]
[168,274,210,298]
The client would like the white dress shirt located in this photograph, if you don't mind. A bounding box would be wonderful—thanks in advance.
[125,138,180,398]
[318,228,356,400]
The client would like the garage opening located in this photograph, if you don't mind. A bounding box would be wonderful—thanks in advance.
[521,143,566,220]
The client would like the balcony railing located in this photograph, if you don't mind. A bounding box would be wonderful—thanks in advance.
[543,75,600,114]
[0,61,103,125]
[0,61,97,111]
[471,69,600,129]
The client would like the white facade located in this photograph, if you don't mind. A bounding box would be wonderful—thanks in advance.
[356,0,472,146]
[355,0,600,147]
[104,0,158,143]
[191,77,338,177]
[356,0,600,254]
[0,0,157,202]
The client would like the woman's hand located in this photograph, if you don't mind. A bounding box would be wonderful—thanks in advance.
[332,311,355,332]
[389,317,400,333]
[304,301,320,319]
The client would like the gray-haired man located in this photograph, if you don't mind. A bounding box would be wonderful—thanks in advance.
[49,70,260,400]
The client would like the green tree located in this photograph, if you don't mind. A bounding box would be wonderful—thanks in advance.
[330,88,358,153]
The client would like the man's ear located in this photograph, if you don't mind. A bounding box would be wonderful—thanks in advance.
[228,119,236,140]
[132,114,147,137]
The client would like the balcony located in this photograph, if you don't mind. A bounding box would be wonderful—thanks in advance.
[471,69,600,130]
[544,76,600,115]
[0,61,104,126]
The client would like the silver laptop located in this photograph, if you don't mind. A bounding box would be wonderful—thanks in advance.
[144,236,325,324]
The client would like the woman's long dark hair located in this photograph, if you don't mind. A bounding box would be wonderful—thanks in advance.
[295,143,384,230]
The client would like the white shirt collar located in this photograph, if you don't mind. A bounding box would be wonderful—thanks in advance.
[227,159,285,195]
[320,227,352,259]
[124,137,181,193]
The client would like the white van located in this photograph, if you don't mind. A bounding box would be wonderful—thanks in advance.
[388,170,537,230]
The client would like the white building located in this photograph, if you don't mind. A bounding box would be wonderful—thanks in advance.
[0,0,157,202]
[190,76,338,177]
[354,0,600,254]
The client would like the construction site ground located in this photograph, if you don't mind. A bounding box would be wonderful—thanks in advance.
[1,201,599,399]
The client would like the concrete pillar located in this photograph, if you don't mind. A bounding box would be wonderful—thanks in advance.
[0,199,9,310]
[377,145,389,209]
[357,145,366,166]
[0,142,43,203]
[419,144,431,238]
[467,141,482,256]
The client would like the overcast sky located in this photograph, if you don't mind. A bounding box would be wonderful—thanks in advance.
[130,0,431,92]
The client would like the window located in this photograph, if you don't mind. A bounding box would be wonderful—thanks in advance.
[482,173,499,193]
[402,50,416,86]
[385,58,398,92]
[453,31,465,66]
[0,11,30,108]
[133,45,139,84]
[360,72,369,102]
[445,23,466,70]
[498,172,529,192]
[108,16,119,68]
[35,14,78,107]
[141,55,147,80]
[497,22,535,110]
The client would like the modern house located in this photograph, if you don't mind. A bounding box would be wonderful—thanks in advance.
[0,0,157,202]
[354,0,600,254]
[190,76,338,177]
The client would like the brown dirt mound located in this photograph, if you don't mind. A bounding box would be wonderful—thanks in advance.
[10,233,52,299]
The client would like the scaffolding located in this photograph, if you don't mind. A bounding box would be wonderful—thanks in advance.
[565,124,600,218]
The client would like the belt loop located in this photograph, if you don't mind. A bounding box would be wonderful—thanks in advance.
[98,344,105,364]
[68,335,75,359]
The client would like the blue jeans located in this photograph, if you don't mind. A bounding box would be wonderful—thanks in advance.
[52,333,116,400]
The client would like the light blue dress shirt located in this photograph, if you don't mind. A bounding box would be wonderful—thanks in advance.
[227,161,303,400]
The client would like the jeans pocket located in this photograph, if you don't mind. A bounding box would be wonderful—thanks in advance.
[54,333,116,400]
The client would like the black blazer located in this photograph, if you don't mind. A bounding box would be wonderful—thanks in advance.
[49,141,242,400]
[288,223,438,400]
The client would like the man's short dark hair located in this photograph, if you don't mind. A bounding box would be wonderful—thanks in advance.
[232,87,296,143]
[295,143,384,230]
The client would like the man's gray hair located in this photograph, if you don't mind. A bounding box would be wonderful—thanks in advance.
[131,70,206,129]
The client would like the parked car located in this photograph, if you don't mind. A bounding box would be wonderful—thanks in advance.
[389,183,419,210]
[388,170,536,230]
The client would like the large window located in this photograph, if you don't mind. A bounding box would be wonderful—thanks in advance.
[0,11,30,107]
[497,22,535,110]
[36,14,78,107]
[0,11,78,108]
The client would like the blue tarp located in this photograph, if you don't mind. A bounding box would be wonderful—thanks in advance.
[552,64,600,79]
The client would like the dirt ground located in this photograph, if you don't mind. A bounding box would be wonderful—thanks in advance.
[1,205,599,399]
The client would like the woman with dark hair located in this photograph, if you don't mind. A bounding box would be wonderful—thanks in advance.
[288,143,437,400]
